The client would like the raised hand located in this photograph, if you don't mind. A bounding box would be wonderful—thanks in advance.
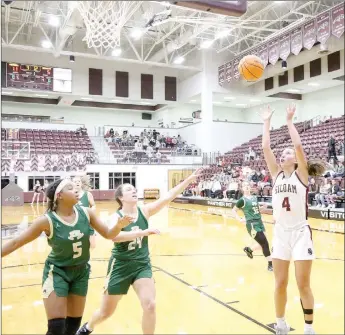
[286,103,296,121]
[144,228,161,236]
[118,215,135,228]
[187,167,205,182]
[257,105,274,122]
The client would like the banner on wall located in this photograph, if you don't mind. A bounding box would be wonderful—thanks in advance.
[218,4,345,86]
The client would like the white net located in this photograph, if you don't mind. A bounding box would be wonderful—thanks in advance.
[76,1,138,49]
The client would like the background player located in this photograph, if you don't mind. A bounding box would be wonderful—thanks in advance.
[2,178,133,335]
[260,104,327,335]
[77,168,203,335]
[232,181,273,271]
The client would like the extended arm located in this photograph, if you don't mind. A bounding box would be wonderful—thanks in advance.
[2,216,49,257]
[259,105,280,179]
[87,192,96,209]
[286,104,308,184]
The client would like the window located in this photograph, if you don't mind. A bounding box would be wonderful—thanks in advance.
[28,176,60,191]
[109,172,136,190]
[87,172,100,190]
[1,176,18,189]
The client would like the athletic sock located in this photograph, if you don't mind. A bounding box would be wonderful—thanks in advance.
[85,323,93,332]
[276,317,287,328]
[268,261,272,266]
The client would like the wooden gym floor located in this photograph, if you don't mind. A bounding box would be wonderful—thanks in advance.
[2,201,344,334]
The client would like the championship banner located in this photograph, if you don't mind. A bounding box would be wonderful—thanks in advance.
[225,61,233,83]
[218,64,225,86]
[291,27,303,55]
[317,11,331,44]
[279,33,291,61]
[268,39,279,65]
[232,58,240,80]
[259,45,268,67]
[331,3,344,38]
[303,19,317,50]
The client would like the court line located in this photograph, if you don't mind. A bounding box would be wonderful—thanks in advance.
[168,206,345,235]
[154,265,275,333]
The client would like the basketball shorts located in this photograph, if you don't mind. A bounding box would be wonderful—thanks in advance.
[42,260,90,298]
[104,256,152,295]
[271,224,315,261]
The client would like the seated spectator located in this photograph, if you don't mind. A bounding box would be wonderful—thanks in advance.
[326,179,342,209]
[315,179,331,208]
[334,161,345,177]
[224,179,239,200]
[251,170,260,183]
[155,148,162,163]
[204,179,213,198]
[211,178,222,199]
[308,178,319,206]
[109,128,115,137]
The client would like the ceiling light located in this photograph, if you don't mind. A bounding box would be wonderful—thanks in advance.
[36,94,49,97]
[250,99,261,102]
[174,56,185,64]
[200,40,214,49]
[274,1,284,3]
[190,100,197,103]
[141,101,152,105]
[236,103,247,107]
[287,89,301,93]
[112,48,122,57]
[111,99,122,103]
[41,40,52,48]
[131,28,144,40]
[215,30,230,39]
[224,96,235,100]
[49,16,60,27]
[308,82,320,87]
[2,91,13,95]
[214,101,223,105]
[81,97,93,101]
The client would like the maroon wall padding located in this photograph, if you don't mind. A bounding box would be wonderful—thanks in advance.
[89,68,103,95]
[99,190,115,200]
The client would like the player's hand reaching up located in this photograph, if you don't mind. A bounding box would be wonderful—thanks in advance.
[258,105,274,122]
[144,228,161,236]
[187,167,204,182]
[118,215,135,228]
[286,103,296,121]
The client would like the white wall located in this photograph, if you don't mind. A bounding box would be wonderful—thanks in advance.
[243,85,344,128]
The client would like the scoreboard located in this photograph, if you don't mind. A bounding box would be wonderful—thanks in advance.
[2,62,72,93]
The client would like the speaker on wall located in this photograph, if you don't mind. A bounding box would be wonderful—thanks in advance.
[142,113,152,120]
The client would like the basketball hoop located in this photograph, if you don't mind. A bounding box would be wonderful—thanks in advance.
[76,1,141,50]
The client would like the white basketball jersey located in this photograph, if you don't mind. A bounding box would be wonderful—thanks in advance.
[272,170,308,230]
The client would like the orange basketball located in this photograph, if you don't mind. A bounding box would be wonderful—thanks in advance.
[238,55,265,81]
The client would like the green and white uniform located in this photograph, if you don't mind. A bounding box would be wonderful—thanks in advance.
[104,207,152,295]
[42,205,91,298]
[78,191,95,235]
[235,196,265,237]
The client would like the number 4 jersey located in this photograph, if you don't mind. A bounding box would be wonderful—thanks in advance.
[272,170,308,230]
[45,205,91,267]
[110,207,149,262]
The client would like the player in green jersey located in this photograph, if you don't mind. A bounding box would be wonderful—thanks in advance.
[73,174,97,248]
[2,178,132,335]
[232,181,273,271]
[77,168,203,335]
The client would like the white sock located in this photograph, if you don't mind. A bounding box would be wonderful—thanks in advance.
[85,323,93,331]
[305,323,313,329]
[276,317,287,328]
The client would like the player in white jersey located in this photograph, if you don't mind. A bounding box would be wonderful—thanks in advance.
[259,104,327,335]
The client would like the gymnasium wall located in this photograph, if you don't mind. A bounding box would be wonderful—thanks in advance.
[243,84,345,128]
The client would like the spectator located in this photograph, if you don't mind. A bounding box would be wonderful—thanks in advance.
[204,179,213,198]
[315,179,331,208]
[334,161,345,177]
[211,178,222,198]
[326,179,341,209]
[224,179,239,200]
[109,128,114,137]
[155,148,162,163]
[328,135,337,163]
[308,178,319,206]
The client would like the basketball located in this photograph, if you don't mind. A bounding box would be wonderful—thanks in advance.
[238,55,264,81]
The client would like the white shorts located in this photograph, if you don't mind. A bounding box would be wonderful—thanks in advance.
[271,224,315,261]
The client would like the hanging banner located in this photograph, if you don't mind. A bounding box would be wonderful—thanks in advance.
[279,33,291,61]
[331,3,344,38]
[303,19,316,50]
[225,61,233,83]
[291,27,303,55]
[259,45,268,67]
[268,39,279,65]
[317,11,331,44]
[218,64,225,86]
[233,58,240,80]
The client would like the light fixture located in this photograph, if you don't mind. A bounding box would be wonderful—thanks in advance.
[41,40,52,48]
[274,1,284,3]
[131,28,144,40]
[282,60,287,69]
[173,56,185,64]
[215,29,230,39]
[224,96,235,100]
[250,99,261,102]
[200,40,214,49]
[236,103,247,107]
[287,89,301,93]
[111,48,122,57]
[81,97,93,101]
[49,16,60,27]
[190,100,197,103]
[2,91,13,95]
[111,99,122,103]
[308,82,320,87]
[141,101,152,105]
[36,94,49,97]
[214,101,223,105]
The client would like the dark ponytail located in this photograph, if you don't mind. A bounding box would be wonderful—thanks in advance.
[46,179,63,212]
[307,159,331,176]
[114,184,124,210]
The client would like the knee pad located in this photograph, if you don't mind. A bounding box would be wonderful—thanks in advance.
[64,316,82,335]
[46,318,66,335]
[300,299,313,315]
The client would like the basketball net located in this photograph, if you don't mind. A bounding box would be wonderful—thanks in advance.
[76,1,141,49]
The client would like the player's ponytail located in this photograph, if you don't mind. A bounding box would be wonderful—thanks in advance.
[46,179,63,212]
[306,159,331,176]
[80,174,91,191]
[114,184,124,210]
